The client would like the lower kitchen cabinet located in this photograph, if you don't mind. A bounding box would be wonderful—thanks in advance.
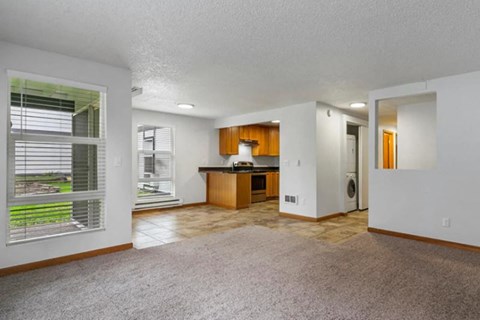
[207,172,251,209]
[266,172,279,198]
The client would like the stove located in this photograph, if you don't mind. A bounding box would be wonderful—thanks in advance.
[232,161,254,172]
[232,161,267,203]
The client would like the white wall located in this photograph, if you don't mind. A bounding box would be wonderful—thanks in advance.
[0,41,132,269]
[216,102,318,218]
[316,104,343,216]
[397,101,436,169]
[359,126,369,210]
[132,109,222,205]
[369,71,480,246]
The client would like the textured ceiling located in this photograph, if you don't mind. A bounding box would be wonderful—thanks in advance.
[1,1,480,119]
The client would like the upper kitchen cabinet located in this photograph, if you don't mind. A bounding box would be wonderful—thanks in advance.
[268,127,279,156]
[239,125,252,140]
[251,126,270,156]
[219,126,239,155]
[219,124,279,156]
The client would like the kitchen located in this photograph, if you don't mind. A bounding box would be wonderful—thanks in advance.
[198,121,280,209]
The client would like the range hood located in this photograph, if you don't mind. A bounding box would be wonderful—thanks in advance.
[239,139,259,145]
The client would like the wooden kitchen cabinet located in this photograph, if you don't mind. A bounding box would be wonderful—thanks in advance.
[252,126,270,156]
[273,172,279,196]
[221,124,279,156]
[266,173,273,197]
[219,126,239,155]
[239,125,252,140]
[268,127,279,156]
[266,172,279,198]
[207,172,251,209]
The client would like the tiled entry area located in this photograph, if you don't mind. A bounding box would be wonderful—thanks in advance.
[132,200,368,249]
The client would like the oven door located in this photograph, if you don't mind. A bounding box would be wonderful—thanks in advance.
[251,174,267,203]
[251,174,266,192]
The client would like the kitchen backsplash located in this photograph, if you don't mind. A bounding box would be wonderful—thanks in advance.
[223,144,279,166]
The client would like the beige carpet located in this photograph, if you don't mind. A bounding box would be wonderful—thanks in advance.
[1,226,480,320]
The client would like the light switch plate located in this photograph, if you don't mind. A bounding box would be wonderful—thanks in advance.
[114,156,122,167]
[442,218,450,228]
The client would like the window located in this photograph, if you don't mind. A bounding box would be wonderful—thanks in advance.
[137,125,174,199]
[7,74,106,243]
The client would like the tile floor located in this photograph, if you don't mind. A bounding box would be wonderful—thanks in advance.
[132,200,368,249]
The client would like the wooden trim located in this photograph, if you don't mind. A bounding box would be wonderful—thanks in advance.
[0,243,133,277]
[132,202,207,216]
[368,228,480,253]
[206,174,210,203]
[279,212,346,222]
[207,202,238,210]
[266,196,279,200]
[206,202,251,210]
[316,212,347,222]
[280,212,318,222]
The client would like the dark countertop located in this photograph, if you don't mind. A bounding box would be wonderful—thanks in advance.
[198,166,279,174]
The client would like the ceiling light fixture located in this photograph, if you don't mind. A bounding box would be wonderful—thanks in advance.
[271,120,280,123]
[177,103,194,109]
[350,102,366,108]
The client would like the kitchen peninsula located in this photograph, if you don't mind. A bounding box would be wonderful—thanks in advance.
[198,162,279,209]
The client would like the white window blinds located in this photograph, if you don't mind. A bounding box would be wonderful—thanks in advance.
[7,76,106,243]
[137,126,174,198]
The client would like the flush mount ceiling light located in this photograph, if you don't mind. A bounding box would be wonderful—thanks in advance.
[350,102,366,108]
[177,103,194,109]
[271,120,280,123]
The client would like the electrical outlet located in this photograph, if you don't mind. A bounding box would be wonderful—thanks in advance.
[442,218,450,228]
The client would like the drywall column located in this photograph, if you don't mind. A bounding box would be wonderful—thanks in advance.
[316,104,343,216]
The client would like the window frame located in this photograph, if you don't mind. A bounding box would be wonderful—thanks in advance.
[6,70,107,245]
[136,125,175,200]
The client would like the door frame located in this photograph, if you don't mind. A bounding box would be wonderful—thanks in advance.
[341,115,368,212]
[382,130,396,169]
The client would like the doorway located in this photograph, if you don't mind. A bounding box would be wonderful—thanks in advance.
[382,130,395,169]
[341,115,368,212]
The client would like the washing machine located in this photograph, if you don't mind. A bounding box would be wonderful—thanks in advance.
[345,173,357,212]
[346,135,356,173]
